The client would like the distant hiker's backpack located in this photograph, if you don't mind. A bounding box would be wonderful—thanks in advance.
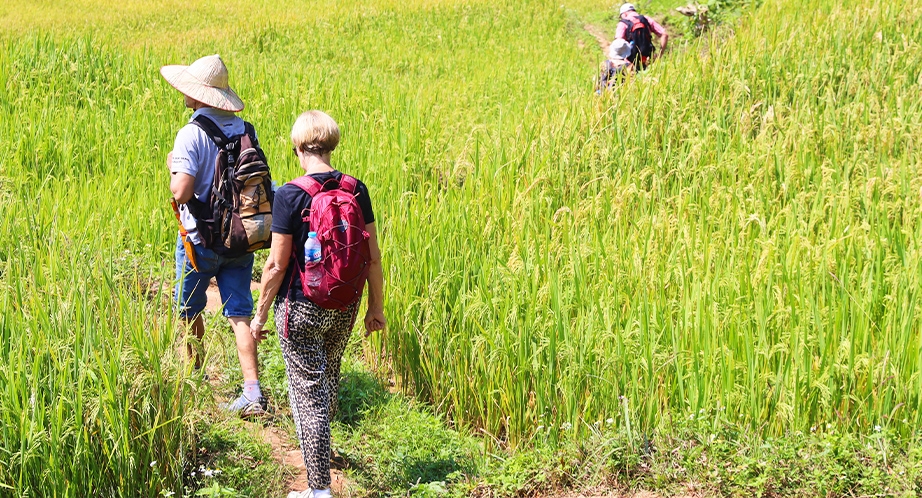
[186,115,274,258]
[289,174,371,310]
[620,15,655,64]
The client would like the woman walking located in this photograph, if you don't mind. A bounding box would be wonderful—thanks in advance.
[249,110,386,498]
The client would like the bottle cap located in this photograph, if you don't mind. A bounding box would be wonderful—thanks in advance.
[308,231,317,237]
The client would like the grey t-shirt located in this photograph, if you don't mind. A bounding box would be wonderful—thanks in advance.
[170,107,247,245]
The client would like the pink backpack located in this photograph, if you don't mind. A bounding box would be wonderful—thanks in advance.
[289,174,371,311]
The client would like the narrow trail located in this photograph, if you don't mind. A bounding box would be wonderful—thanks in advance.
[247,422,348,496]
[552,490,703,498]
[583,23,611,52]
[204,282,351,495]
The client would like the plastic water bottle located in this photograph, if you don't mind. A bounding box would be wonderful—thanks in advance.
[304,231,322,288]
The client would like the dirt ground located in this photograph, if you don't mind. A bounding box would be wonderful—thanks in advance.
[554,490,704,498]
[583,24,612,52]
[248,422,348,495]
[210,284,702,497]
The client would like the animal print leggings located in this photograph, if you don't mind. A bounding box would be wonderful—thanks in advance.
[275,298,358,490]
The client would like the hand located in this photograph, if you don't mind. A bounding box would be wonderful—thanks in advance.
[249,319,269,343]
[364,309,386,337]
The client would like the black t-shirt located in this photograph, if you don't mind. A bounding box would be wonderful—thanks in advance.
[271,170,375,302]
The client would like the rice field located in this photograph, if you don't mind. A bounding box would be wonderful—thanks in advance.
[0,0,920,494]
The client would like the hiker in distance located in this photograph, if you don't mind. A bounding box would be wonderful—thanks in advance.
[162,54,275,417]
[249,110,385,498]
[615,3,669,68]
[597,38,635,92]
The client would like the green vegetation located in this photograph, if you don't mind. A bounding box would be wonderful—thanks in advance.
[381,0,922,447]
[1,0,921,495]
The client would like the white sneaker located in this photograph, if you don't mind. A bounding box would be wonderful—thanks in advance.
[286,488,332,498]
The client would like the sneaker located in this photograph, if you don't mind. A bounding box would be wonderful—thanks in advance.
[222,394,268,418]
[286,489,332,498]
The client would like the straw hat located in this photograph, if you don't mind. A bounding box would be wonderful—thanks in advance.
[160,55,244,112]
[619,3,636,14]
[609,38,633,60]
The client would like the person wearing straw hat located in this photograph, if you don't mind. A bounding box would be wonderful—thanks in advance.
[615,3,668,67]
[597,38,635,92]
[162,54,267,417]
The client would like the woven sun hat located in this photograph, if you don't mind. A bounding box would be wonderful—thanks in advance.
[160,54,244,112]
[619,3,636,14]
[609,38,633,60]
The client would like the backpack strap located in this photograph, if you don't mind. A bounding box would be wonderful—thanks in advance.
[192,114,231,149]
[289,174,325,198]
[338,174,359,194]
[619,18,634,39]
[637,15,652,33]
[243,121,259,146]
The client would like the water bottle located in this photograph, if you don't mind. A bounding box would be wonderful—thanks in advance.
[304,231,322,288]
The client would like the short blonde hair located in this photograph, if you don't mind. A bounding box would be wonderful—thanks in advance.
[291,110,340,154]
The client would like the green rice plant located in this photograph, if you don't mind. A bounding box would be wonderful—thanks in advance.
[0,0,921,493]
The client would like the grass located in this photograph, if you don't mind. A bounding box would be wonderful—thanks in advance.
[1,0,921,495]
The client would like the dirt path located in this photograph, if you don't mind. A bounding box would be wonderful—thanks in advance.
[203,284,349,494]
[583,23,611,52]
[552,489,704,498]
[248,422,348,495]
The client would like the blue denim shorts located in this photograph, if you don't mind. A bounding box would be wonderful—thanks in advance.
[174,236,255,319]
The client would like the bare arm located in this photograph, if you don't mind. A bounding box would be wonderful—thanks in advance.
[170,172,196,204]
[250,232,293,340]
[659,32,669,53]
[364,222,386,334]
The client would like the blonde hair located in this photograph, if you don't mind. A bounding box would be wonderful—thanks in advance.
[291,110,340,154]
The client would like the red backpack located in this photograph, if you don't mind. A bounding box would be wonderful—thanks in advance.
[288,174,371,311]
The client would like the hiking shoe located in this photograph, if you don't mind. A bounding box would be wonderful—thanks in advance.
[222,394,268,418]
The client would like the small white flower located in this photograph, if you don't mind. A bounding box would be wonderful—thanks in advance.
[561,422,572,431]
[162,492,175,497]
[874,425,882,433]
[150,461,157,467]
[537,425,544,431]
[202,469,215,478]
[606,418,614,424]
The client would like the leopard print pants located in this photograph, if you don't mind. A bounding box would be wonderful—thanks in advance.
[275,298,358,490]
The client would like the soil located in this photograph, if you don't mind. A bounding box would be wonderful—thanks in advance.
[553,490,704,498]
[247,422,349,495]
[583,24,611,52]
[218,284,349,496]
